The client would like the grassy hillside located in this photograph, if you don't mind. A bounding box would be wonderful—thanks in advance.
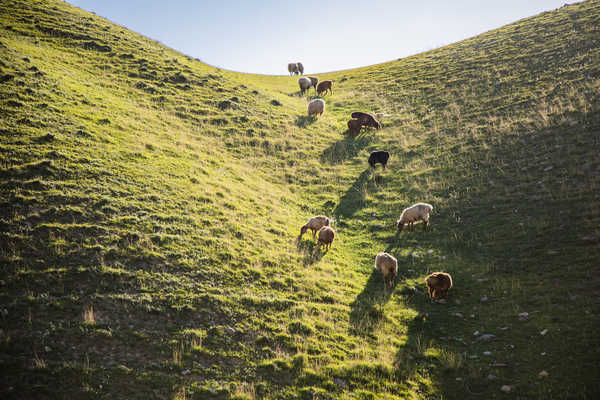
[1,0,599,399]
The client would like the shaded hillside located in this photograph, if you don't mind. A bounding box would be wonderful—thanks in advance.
[1,1,599,399]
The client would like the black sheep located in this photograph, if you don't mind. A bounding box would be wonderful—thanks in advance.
[368,151,390,169]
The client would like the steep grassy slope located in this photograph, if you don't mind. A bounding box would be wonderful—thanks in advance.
[1,0,599,399]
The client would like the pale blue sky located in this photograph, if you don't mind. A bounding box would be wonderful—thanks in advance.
[68,0,576,75]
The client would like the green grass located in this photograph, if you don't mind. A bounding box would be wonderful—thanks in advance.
[1,0,599,398]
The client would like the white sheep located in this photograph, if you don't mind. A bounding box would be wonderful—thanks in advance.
[374,252,398,289]
[298,77,312,95]
[397,203,433,232]
[300,215,330,239]
[307,98,325,117]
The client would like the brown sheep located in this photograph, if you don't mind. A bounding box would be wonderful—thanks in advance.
[316,80,333,96]
[317,226,335,251]
[300,215,330,239]
[425,272,453,301]
[347,118,362,136]
[351,111,381,129]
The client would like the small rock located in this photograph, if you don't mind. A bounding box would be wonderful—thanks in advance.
[488,374,497,380]
[334,378,346,388]
[499,326,510,330]
[455,377,462,381]
[483,351,492,356]
[454,312,463,318]
[117,365,131,372]
[500,385,512,393]
[2,308,8,316]
[181,369,191,375]
[541,352,546,356]
[547,250,558,255]
[518,312,529,320]
[470,314,476,318]
[427,249,434,254]
[581,235,598,243]
[570,295,576,300]
[544,165,554,171]
[225,327,236,335]
[477,334,496,342]
[569,120,578,126]
[437,299,447,304]
[480,296,488,302]
[455,299,461,305]
[44,346,52,352]
[473,330,480,336]
[539,370,549,377]
[540,329,548,335]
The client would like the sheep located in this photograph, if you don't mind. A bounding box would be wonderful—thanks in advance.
[297,62,304,75]
[307,98,325,117]
[368,151,389,169]
[316,80,332,96]
[300,215,330,239]
[396,203,433,232]
[351,111,381,129]
[374,252,398,290]
[308,76,319,90]
[298,77,312,95]
[425,272,452,301]
[347,118,362,136]
[317,226,335,251]
[288,63,299,75]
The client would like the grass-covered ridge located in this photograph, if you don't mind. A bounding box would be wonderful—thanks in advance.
[1,0,599,399]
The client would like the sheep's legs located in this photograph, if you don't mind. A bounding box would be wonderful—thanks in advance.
[423,221,429,231]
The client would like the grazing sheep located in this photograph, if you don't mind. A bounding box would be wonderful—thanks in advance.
[288,63,299,75]
[425,272,453,301]
[374,252,398,290]
[298,77,312,94]
[317,226,335,251]
[308,76,319,90]
[396,203,433,232]
[307,98,325,117]
[368,151,390,169]
[347,118,362,136]
[300,215,330,239]
[297,62,304,75]
[351,111,381,129]
[316,80,332,96]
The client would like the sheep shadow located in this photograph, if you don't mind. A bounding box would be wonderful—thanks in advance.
[295,115,317,128]
[320,134,375,165]
[333,169,373,219]
[349,269,394,336]
[296,236,324,266]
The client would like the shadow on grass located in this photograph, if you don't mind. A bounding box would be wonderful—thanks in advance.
[295,115,317,128]
[320,133,375,165]
[296,236,324,266]
[333,169,372,219]
[349,269,393,336]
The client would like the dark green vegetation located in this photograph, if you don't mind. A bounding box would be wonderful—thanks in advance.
[1,0,599,398]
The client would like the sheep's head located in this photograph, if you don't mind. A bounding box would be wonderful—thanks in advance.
[300,225,308,236]
[397,220,404,231]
